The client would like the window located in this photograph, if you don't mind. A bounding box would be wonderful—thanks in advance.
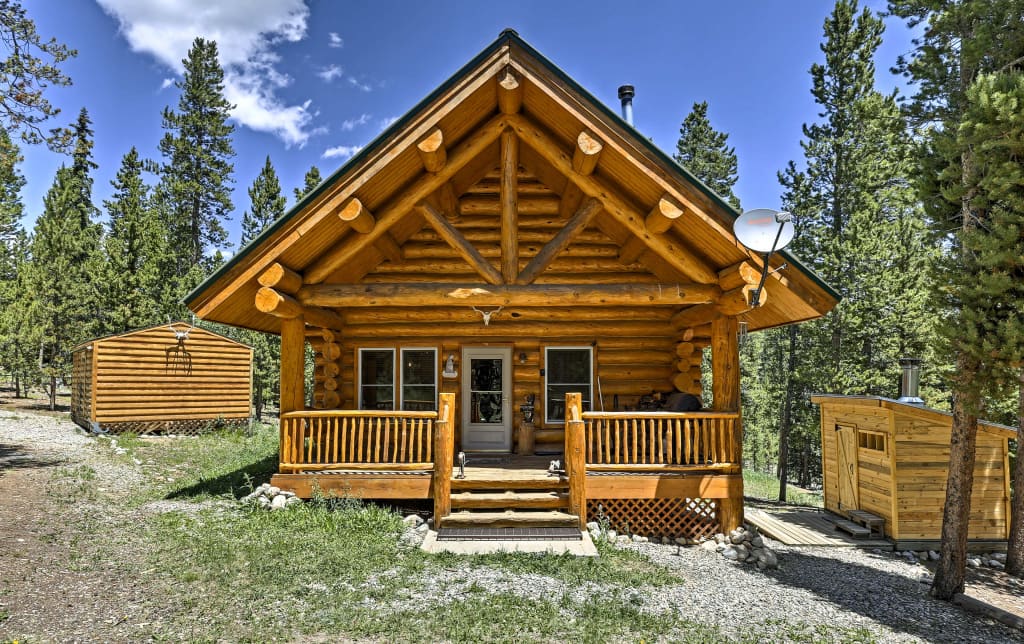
[545,346,592,423]
[858,430,886,453]
[400,348,437,411]
[359,349,394,410]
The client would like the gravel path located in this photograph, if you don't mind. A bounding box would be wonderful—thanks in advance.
[1,408,1022,643]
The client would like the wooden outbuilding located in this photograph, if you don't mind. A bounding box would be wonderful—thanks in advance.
[184,31,838,538]
[812,395,1016,549]
[71,322,253,435]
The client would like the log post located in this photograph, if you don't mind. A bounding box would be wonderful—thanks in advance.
[280,316,306,414]
[516,419,535,456]
[432,392,455,529]
[712,315,743,533]
[564,392,587,530]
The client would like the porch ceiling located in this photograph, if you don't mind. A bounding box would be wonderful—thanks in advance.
[185,33,837,337]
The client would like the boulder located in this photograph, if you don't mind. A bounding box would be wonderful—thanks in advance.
[270,495,287,510]
[402,514,425,528]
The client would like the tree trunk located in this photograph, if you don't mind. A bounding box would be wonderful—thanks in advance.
[1005,374,1024,577]
[254,383,264,422]
[14,374,21,399]
[48,374,57,411]
[777,325,798,502]
[931,354,980,599]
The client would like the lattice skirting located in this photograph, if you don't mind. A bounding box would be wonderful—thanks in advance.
[94,417,251,436]
[588,498,720,540]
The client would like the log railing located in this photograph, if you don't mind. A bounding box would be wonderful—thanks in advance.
[279,409,438,472]
[581,411,741,471]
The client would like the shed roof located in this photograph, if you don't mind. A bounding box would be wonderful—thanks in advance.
[72,321,252,353]
[811,394,1018,439]
[185,30,838,335]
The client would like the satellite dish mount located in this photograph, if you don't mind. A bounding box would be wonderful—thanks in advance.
[733,209,795,308]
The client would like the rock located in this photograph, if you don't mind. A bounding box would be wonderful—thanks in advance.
[916,551,928,561]
[632,534,644,543]
[257,496,271,508]
[700,540,718,552]
[285,496,302,506]
[266,486,281,497]
[722,546,741,561]
[715,533,727,544]
[919,573,934,584]
[928,550,940,561]
[967,558,982,568]
[402,514,424,528]
[270,494,287,510]
[415,522,429,534]
[661,536,671,545]
[992,553,1007,562]
[586,521,600,532]
[734,544,749,560]
[280,491,295,498]
[759,548,779,569]
[606,530,617,541]
[133,458,142,465]
[589,528,601,541]
[675,537,688,546]
[616,535,630,545]
[751,536,764,548]
[257,482,270,492]
[990,561,1004,570]
[426,517,434,527]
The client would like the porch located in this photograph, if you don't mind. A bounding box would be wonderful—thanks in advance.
[269,392,744,537]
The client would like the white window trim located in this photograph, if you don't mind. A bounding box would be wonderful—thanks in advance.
[357,347,395,410]
[399,347,438,411]
[544,345,593,424]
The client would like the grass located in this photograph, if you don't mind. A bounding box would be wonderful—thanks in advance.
[743,469,824,507]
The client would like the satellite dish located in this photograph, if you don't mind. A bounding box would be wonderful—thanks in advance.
[734,209,795,254]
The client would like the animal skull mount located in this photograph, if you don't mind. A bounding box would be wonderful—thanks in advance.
[471,306,502,326]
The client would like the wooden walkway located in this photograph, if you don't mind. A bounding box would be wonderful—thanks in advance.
[745,505,891,548]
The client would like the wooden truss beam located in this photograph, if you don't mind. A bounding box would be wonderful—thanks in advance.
[416,201,503,285]
[500,129,518,283]
[303,114,507,284]
[497,67,523,115]
[516,198,602,284]
[255,286,344,330]
[506,114,719,284]
[297,282,721,308]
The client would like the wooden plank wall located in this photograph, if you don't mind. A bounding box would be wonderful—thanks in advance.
[93,327,253,424]
[819,402,894,529]
[892,410,1008,540]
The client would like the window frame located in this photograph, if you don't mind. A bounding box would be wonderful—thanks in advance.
[543,345,594,425]
[357,347,396,411]
[399,347,438,412]
[857,429,887,454]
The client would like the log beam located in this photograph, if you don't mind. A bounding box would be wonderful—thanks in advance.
[618,237,647,265]
[572,130,603,176]
[645,195,685,234]
[718,260,760,291]
[712,314,743,531]
[298,282,721,308]
[416,127,447,173]
[497,67,522,115]
[255,286,344,331]
[338,197,376,234]
[500,129,518,283]
[506,113,718,284]
[257,262,302,295]
[417,201,503,285]
[375,233,404,263]
[670,285,762,330]
[516,198,602,285]
[304,114,507,284]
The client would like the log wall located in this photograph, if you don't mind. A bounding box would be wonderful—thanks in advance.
[82,325,253,433]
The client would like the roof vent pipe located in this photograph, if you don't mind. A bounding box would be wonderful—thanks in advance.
[618,85,635,126]
[897,357,924,404]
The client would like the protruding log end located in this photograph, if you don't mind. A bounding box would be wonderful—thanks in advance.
[338,198,376,234]
[498,67,523,114]
[257,262,303,294]
[573,130,603,176]
[645,195,685,234]
[416,128,447,173]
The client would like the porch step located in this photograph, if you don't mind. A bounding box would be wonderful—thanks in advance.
[834,518,872,539]
[450,490,569,510]
[442,510,580,529]
[451,476,568,491]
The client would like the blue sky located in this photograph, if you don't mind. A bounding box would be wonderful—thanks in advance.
[22,0,914,250]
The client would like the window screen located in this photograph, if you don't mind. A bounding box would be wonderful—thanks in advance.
[545,347,592,423]
[359,349,394,410]
[401,348,437,411]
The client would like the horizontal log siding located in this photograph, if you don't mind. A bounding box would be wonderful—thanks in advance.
[92,327,252,424]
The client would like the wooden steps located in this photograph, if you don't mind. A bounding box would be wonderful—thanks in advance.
[451,490,569,510]
[450,476,568,491]
[443,510,580,529]
[835,518,872,539]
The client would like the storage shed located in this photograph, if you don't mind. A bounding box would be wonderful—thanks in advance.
[71,322,253,435]
[812,394,1016,549]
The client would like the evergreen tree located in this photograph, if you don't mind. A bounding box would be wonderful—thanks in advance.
[242,156,286,245]
[294,165,322,202]
[103,147,166,331]
[889,0,1024,597]
[0,128,29,392]
[0,0,76,157]
[673,102,741,209]
[241,156,286,420]
[157,37,235,276]
[772,0,934,501]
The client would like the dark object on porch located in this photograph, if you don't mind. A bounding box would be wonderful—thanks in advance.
[662,391,702,412]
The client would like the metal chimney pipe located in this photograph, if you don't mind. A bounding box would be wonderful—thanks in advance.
[897,357,924,404]
[618,85,635,126]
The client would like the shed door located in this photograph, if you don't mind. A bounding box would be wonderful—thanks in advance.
[836,424,860,512]
[461,347,512,452]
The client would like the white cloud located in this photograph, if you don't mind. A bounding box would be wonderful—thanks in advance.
[159,77,174,90]
[379,115,399,130]
[317,64,343,82]
[97,0,317,147]
[322,144,362,161]
[328,32,343,48]
[347,76,372,92]
[341,113,371,131]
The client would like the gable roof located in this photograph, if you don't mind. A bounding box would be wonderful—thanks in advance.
[72,321,252,352]
[185,30,838,335]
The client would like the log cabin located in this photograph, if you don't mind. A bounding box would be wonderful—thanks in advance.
[185,31,838,538]
[71,322,253,435]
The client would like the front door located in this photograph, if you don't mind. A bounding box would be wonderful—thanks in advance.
[461,347,512,451]
[836,424,860,513]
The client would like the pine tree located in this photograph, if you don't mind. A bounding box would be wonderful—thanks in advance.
[103,147,166,331]
[0,128,29,392]
[889,0,1024,597]
[294,165,322,202]
[773,0,934,501]
[241,156,286,420]
[157,37,235,276]
[673,102,741,209]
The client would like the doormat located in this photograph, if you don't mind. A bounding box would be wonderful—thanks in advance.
[437,527,582,541]
[463,455,512,465]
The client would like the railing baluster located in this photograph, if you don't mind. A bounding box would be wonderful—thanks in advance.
[383,417,391,462]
